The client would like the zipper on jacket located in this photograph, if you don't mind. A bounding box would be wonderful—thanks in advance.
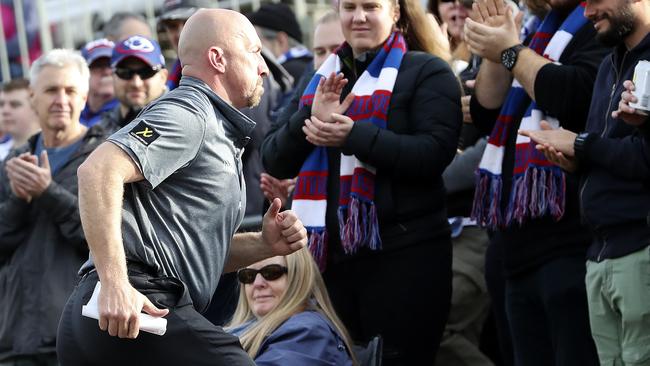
[582,52,627,261]
[597,233,608,262]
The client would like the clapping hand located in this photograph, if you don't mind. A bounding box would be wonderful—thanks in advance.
[5,151,53,201]
[311,72,356,123]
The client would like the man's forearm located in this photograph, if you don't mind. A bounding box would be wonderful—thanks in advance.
[511,48,552,101]
[77,159,129,286]
[225,232,271,272]
[475,60,513,109]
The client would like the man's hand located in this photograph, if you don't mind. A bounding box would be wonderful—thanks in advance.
[519,120,578,157]
[311,72,356,123]
[303,113,354,147]
[6,153,32,201]
[261,198,307,258]
[464,6,520,63]
[5,151,53,198]
[260,173,296,208]
[612,80,648,126]
[98,279,168,339]
[471,0,508,26]
[535,143,579,172]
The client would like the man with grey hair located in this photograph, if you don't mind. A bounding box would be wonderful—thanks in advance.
[247,3,312,86]
[103,11,153,42]
[0,49,106,365]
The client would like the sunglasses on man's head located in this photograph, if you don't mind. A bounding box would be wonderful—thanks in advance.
[114,66,161,80]
[237,264,288,284]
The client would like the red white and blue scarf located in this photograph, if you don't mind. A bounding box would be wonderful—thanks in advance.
[292,31,407,270]
[472,4,588,229]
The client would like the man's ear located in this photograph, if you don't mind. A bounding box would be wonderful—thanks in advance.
[208,46,227,73]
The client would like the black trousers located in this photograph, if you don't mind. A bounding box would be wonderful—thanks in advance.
[484,239,514,366]
[56,270,254,366]
[324,240,453,366]
[505,254,599,366]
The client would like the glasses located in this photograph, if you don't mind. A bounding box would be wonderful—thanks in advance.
[114,66,161,80]
[237,264,288,284]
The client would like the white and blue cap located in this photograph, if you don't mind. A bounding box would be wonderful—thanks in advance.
[81,38,114,66]
[111,35,166,69]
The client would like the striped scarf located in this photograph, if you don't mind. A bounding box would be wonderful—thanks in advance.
[472,4,588,229]
[293,31,407,270]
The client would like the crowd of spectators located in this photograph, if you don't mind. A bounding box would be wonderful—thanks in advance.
[1,0,649,365]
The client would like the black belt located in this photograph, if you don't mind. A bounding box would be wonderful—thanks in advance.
[79,260,158,279]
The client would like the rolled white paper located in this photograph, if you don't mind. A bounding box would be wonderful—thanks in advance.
[81,281,168,336]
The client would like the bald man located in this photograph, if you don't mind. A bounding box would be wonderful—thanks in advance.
[56,9,307,365]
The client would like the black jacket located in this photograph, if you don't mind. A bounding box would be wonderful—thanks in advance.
[0,126,105,360]
[577,33,650,261]
[470,18,609,276]
[98,104,142,135]
[262,50,462,262]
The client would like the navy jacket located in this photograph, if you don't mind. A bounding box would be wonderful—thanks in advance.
[230,311,354,366]
[577,33,650,261]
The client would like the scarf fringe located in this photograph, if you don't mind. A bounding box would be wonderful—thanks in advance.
[307,228,328,272]
[506,166,566,225]
[471,170,503,229]
[472,166,566,229]
[338,196,382,254]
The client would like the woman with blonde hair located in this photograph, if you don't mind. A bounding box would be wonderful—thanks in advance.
[227,248,356,365]
[261,0,462,363]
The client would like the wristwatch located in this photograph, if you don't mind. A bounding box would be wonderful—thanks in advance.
[501,44,526,71]
[573,132,594,158]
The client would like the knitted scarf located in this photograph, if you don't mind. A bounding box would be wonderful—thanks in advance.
[293,31,407,270]
[472,4,587,229]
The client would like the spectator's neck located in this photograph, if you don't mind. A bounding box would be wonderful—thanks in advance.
[41,123,87,148]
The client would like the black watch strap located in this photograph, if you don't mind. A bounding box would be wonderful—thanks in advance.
[574,132,594,159]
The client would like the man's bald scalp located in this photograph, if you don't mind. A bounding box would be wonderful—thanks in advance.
[178,9,249,65]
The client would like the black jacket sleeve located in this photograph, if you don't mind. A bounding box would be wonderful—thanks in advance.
[580,132,650,180]
[261,72,316,179]
[534,24,609,131]
[340,56,462,180]
[470,94,501,136]
[0,157,30,260]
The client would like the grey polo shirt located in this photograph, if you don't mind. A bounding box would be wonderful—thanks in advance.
[83,76,255,312]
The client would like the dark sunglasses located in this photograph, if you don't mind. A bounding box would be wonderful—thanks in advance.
[237,264,288,284]
[114,66,161,80]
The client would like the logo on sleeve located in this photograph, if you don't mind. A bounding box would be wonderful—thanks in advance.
[129,121,160,146]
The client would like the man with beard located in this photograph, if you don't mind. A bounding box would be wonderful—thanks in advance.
[98,35,168,133]
[520,0,650,363]
[56,9,308,366]
[463,0,609,364]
